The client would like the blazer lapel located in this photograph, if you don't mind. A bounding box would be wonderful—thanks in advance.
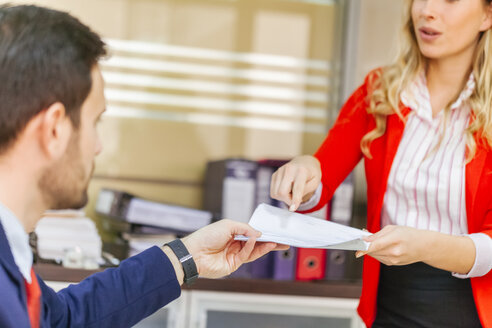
[383,110,408,174]
[0,221,25,288]
[373,107,410,232]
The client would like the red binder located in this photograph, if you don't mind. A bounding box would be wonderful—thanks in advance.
[295,202,330,281]
[295,248,326,281]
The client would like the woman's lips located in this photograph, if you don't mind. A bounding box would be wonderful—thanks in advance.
[418,27,442,42]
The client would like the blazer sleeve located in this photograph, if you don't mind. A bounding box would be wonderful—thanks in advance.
[39,246,181,328]
[306,75,373,213]
[479,189,492,239]
[470,151,492,238]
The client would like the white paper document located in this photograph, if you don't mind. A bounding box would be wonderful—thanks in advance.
[234,203,371,251]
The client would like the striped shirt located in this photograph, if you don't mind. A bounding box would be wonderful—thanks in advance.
[302,71,492,278]
[382,72,473,234]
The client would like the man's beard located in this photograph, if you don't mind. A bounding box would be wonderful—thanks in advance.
[38,132,92,210]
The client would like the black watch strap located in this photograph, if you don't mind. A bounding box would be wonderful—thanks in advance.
[165,239,199,285]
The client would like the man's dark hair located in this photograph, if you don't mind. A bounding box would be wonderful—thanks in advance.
[0,4,106,153]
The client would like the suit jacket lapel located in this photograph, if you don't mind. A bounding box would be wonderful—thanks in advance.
[0,221,25,289]
[374,107,410,232]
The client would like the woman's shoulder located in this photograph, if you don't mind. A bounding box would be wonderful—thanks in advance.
[363,67,385,89]
[345,68,384,105]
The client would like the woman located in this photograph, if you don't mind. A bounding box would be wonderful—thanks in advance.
[270,0,492,327]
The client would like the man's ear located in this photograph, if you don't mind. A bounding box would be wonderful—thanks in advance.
[38,102,73,160]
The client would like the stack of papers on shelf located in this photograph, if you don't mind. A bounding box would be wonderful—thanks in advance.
[123,233,176,257]
[96,189,213,233]
[35,211,102,261]
[235,203,371,251]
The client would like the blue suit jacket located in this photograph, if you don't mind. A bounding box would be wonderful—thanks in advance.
[0,222,181,327]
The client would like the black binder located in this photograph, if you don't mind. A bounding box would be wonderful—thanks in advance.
[203,159,258,223]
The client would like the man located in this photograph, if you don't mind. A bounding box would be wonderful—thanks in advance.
[0,5,284,328]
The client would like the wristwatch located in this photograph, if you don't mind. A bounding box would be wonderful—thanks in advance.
[164,239,199,285]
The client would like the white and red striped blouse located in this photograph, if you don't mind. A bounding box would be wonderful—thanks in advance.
[302,71,492,278]
[382,72,473,235]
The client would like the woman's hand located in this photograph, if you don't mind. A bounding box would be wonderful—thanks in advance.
[356,225,476,274]
[356,225,428,266]
[270,155,321,211]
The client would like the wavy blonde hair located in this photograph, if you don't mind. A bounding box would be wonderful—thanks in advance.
[361,0,492,161]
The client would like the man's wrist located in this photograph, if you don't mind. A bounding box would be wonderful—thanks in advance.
[161,245,184,285]
[181,236,201,274]
[164,239,199,285]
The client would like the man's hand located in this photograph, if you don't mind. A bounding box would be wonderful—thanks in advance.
[170,219,288,281]
[270,155,321,211]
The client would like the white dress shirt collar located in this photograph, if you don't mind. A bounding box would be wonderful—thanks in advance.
[0,202,33,283]
[401,70,475,123]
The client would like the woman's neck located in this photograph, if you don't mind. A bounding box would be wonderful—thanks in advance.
[425,48,475,117]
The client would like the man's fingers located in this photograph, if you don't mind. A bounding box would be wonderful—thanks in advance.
[235,235,258,264]
[247,242,277,262]
[226,221,261,239]
[272,244,290,251]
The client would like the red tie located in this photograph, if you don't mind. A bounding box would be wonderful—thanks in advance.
[24,268,41,328]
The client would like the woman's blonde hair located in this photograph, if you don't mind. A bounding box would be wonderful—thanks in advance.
[361,0,492,161]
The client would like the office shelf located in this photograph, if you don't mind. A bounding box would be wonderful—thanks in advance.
[34,263,361,299]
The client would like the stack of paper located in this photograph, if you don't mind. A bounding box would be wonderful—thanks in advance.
[35,211,102,261]
[96,189,213,233]
[235,203,371,251]
[123,233,176,257]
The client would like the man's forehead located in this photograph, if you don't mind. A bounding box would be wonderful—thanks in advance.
[81,66,106,117]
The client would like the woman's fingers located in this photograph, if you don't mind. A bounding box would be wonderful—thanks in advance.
[271,162,317,210]
[290,170,308,211]
[271,167,293,206]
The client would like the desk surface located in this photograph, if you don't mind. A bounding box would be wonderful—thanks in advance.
[34,263,362,299]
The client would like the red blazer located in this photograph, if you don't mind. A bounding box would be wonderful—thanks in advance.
[310,71,492,327]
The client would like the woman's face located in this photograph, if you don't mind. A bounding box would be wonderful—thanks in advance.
[412,0,492,60]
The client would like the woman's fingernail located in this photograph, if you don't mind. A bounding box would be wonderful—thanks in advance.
[355,251,364,258]
[289,204,296,212]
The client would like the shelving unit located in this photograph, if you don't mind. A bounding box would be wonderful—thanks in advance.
[35,263,363,328]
